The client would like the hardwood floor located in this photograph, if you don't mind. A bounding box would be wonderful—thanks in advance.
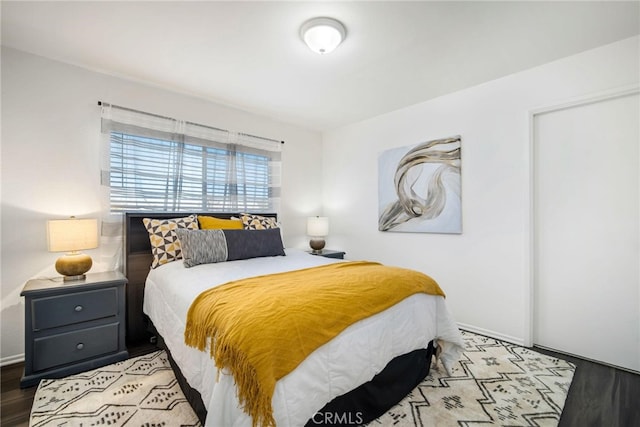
[0,341,158,427]
[1,360,33,427]
[2,343,638,426]
[533,346,640,427]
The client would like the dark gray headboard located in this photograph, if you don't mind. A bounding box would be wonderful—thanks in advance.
[123,212,278,343]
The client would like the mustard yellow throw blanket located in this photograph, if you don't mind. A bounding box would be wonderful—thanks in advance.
[184,261,445,427]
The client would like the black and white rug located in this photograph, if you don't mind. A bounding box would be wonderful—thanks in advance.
[369,330,575,426]
[29,351,201,426]
[30,331,575,426]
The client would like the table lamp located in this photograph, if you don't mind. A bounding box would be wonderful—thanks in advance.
[47,217,98,281]
[307,216,329,254]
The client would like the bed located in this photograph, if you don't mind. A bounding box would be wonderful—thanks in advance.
[123,212,464,426]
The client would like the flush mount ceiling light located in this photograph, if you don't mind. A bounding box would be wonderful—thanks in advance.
[300,17,346,55]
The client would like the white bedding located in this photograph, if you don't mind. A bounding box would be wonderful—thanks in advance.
[143,248,464,427]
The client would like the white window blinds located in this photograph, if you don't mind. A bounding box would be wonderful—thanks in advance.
[100,103,281,213]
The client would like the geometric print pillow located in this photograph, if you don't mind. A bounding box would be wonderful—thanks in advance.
[143,215,199,268]
[240,213,278,230]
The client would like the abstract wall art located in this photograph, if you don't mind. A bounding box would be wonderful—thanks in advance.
[378,135,462,233]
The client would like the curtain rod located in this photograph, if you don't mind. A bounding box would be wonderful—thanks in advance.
[98,101,284,144]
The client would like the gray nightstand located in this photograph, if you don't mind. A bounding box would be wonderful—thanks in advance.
[309,249,346,259]
[20,271,129,388]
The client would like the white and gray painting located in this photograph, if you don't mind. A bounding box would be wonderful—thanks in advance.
[378,136,462,233]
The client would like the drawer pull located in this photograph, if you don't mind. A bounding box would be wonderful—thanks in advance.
[76,343,84,350]
[74,305,83,312]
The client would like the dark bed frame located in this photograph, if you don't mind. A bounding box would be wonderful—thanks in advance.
[123,211,434,426]
[123,212,279,343]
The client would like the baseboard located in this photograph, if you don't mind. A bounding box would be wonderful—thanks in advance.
[1,353,25,367]
[457,323,525,347]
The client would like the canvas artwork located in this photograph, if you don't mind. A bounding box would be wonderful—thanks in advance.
[378,135,462,233]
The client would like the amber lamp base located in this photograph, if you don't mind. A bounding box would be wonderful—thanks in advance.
[56,252,92,282]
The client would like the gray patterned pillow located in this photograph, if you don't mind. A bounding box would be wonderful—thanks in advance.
[175,229,228,268]
[175,228,285,268]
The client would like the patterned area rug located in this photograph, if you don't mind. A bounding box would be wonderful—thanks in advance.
[30,330,575,426]
[30,351,201,426]
[369,330,576,426]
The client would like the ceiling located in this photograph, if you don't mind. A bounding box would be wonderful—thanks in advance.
[2,1,639,132]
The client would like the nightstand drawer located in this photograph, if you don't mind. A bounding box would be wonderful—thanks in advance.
[33,323,120,372]
[21,272,128,388]
[32,287,118,331]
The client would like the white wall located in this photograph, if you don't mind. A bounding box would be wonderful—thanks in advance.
[2,37,638,364]
[322,36,640,344]
[0,47,324,364]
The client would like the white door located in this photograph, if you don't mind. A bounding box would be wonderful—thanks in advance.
[533,91,640,372]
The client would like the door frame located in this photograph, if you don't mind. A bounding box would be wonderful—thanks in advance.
[525,84,640,348]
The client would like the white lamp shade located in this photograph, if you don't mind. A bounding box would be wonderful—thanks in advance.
[301,17,346,54]
[307,216,329,237]
[47,218,98,252]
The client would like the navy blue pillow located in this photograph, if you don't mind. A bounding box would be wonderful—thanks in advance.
[223,228,285,261]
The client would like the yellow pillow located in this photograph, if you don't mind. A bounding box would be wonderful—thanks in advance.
[198,216,243,230]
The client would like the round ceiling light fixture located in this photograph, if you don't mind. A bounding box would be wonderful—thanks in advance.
[300,17,346,55]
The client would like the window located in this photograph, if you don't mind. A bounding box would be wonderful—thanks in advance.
[101,104,281,213]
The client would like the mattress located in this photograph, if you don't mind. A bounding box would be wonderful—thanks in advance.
[143,248,464,426]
